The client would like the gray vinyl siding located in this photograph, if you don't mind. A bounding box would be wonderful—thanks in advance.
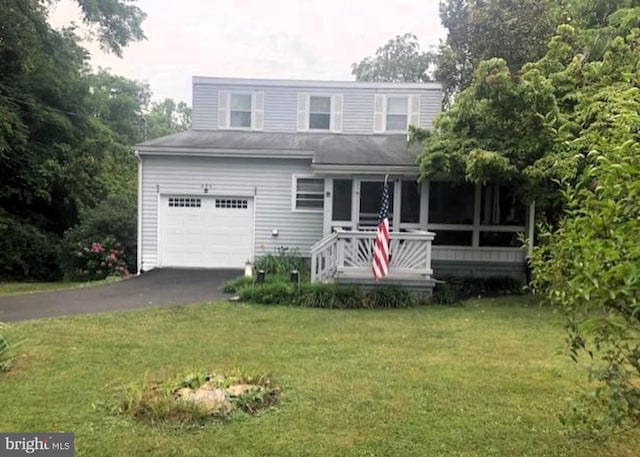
[264,88,297,131]
[139,155,322,271]
[342,91,375,134]
[191,82,442,133]
[192,83,217,130]
[432,260,527,282]
[432,246,527,264]
[419,89,442,130]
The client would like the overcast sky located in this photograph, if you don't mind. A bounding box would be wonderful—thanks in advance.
[50,0,445,104]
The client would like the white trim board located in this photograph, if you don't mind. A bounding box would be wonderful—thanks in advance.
[193,76,442,91]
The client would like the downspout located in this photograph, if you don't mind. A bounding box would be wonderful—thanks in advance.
[135,150,143,275]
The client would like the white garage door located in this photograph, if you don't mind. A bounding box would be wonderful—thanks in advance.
[160,196,253,268]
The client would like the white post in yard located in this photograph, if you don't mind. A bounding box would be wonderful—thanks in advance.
[527,201,536,258]
[311,251,318,283]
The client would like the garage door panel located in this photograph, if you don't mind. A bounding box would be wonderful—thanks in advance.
[160,196,253,268]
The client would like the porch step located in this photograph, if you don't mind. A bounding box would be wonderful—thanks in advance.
[335,272,436,293]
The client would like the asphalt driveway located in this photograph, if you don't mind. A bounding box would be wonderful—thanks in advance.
[0,269,241,322]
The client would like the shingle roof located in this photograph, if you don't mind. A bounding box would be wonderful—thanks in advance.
[137,130,421,167]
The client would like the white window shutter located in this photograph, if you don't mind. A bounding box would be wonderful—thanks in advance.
[374,94,385,133]
[331,94,343,133]
[218,91,229,129]
[253,91,264,130]
[409,94,421,128]
[297,93,308,131]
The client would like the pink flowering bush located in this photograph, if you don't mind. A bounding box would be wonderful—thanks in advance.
[69,235,130,280]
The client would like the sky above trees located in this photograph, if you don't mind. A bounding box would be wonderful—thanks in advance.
[49,0,446,103]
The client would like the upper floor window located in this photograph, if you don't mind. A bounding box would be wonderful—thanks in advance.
[374,94,421,133]
[297,94,343,132]
[218,91,264,130]
[230,93,252,128]
[309,96,331,130]
[386,97,408,131]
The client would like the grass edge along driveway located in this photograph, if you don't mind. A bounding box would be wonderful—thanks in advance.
[1,297,639,457]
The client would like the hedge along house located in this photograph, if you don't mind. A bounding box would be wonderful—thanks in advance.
[135,76,534,289]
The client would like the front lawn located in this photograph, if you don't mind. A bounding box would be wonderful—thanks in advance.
[1,298,638,456]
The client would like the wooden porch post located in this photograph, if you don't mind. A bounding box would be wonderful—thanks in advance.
[336,233,345,273]
[323,177,333,236]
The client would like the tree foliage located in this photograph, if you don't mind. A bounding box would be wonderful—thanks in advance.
[530,20,640,436]
[410,54,568,207]
[87,69,150,144]
[146,98,192,140]
[414,0,640,435]
[1,0,98,278]
[55,0,146,56]
[351,33,433,83]
[0,0,187,280]
[435,0,557,105]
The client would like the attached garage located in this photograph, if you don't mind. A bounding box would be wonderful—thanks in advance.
[159,195,254,268]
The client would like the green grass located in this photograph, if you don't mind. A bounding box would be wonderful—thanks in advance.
[1,297,639,456]
[0,279,113,296]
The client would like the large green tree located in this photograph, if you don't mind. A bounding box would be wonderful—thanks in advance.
[87,69,150,144]
[145,98,192,140]
[351,33,433,83]
[0,0,146,279]
[435,0,557,105]
[54,0,146,56]
[530,15,640,436]
[410,55,567,208]
[414,2,640,435]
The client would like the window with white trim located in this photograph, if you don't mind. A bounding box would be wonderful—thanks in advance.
[215,199,248,209]
[309,96,331,130]
[219,91,263,130]
[230,93,252,128]
[293,176,324,211]
[386,96,408,131]
[374,94,420,133]
[168,197,201,208]
[297,94,343,132]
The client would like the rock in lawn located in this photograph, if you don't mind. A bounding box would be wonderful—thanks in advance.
[177,387,232,413]
[227,384,260,396]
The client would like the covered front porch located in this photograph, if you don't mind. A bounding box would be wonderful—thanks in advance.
[311,228,436,289]
[307,171,533,288]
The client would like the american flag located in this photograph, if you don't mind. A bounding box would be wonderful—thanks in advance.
[372,179,391,281]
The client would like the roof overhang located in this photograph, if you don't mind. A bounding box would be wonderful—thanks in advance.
[137,146,314,160]
[136,130,422,169]
[192,76,442,91]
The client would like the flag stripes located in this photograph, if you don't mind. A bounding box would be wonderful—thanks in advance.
[372,180,391,281]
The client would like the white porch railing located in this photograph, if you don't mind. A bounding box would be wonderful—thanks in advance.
[309,231,339,283]
[310,229,435,283]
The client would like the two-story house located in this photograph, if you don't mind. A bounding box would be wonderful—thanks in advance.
[136,76,532,287]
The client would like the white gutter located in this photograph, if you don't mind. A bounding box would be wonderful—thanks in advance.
[135,150,143,275]
[136,147,314,160]
[311,164,419,175]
